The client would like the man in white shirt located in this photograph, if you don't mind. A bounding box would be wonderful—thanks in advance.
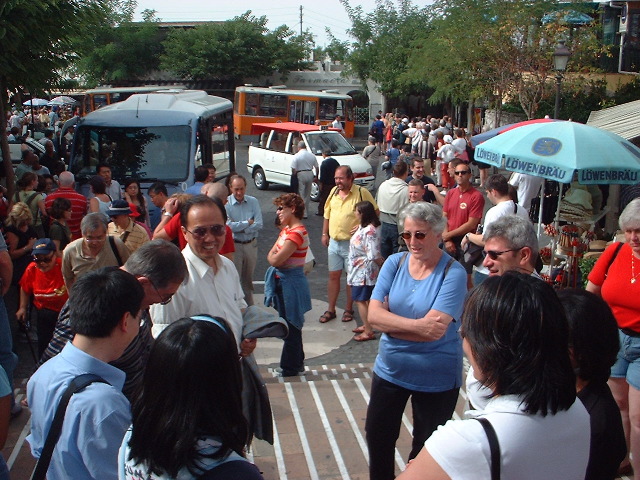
[290,141,319,218]
[149,195,257,357]
[509,172,543,212]
[376,160,409,258]
[96,163,121,200]
[332,115,344,134]
[461,174,530,286]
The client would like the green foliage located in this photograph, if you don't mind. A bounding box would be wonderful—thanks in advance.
[160,12,312,84]
[579,256,598,289]
[75,18,163,85]
[613,76,640,105]
[339,0,431,96]
[535,76,608,123]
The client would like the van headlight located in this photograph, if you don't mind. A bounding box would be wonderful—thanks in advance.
[366,167,373,175]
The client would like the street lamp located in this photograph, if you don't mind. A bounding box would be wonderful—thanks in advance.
[552,41,571,119]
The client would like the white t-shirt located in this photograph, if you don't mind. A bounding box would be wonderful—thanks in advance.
[509,173,544,211]
[426,395,590,480]
[475,200,529,275]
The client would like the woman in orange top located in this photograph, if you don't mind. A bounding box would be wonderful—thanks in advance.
[587,198,640,478]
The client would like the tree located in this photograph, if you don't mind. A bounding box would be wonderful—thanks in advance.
[0,0,111,198]
[160,12,311,85]
[75,9,163,85]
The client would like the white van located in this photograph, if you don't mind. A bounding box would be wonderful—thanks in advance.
[247,122,374,200]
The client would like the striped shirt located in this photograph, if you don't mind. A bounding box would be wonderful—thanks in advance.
[108,219,150,254]
[276,225,308,269]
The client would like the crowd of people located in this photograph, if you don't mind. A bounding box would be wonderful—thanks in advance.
[0,108,635,480]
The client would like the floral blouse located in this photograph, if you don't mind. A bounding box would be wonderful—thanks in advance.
[347,224,381,286]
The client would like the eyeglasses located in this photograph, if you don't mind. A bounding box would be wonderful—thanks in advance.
[32,254,54,264]
[399,231,428,240]
[482,248,522,260]
[454,170,470,176]
[185,224,226,239]
[150,280,174,305]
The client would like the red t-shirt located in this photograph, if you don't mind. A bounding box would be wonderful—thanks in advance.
[588,242,640,330]
[19,258,68,312]
[164,212,234,254]
[443,187,485,233]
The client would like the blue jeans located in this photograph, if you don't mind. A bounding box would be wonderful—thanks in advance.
[380,222,399,260]
[276,278,304,375]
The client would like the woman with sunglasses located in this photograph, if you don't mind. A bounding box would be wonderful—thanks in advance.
[397,273,590,480]
[119,316,263,479]
[365,201,467,480]
[265,193,311,377]
[16,239,68,358]
[348,201,383,342]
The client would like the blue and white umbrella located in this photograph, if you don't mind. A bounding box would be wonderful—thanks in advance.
[474,121,640,185]
[22,98,49,107]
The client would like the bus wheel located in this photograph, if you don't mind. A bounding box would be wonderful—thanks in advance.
[253,167,269,190]
[310,180,320,202]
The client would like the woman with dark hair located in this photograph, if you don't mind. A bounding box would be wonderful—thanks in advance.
[123,178,149,226]
[398,272,590,480]
[265,193,311,377]
[558,289,626,480]
[88,175,111,219]
[119,316,263,479]
[47,197,72,254]
[348,201,382,342]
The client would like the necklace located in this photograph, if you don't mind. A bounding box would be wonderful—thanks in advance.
[632,253,640,284]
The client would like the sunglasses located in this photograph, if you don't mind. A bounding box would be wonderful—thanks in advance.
[33,254,54,264]
[454,170,470,176]
[185,224,226,239]
[482,248,522,260]
[399,231,428,240]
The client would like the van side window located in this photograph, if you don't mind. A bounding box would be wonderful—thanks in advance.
[269,132,286,153]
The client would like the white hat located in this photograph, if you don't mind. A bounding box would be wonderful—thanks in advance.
[402,118,409,123]
[443,135,453,144]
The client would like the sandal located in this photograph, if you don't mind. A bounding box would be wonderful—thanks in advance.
[319,311,337,323]
[341,309,355,322]
[352,325,365,334]
[353,332,376,342]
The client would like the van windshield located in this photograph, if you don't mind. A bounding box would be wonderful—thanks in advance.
[305,132,357,156]
[71,125,191,182]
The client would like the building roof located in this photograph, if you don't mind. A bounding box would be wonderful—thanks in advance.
[587,99,640,141]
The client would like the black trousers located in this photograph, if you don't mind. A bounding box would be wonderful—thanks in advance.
[365,372,459,480]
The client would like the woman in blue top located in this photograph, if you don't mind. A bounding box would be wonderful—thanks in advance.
[119,316,263,480]
[366,201,467,480]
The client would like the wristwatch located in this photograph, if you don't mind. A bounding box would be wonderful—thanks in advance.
[162,211,173,218]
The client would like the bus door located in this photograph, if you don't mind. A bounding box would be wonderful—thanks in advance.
[289,99,317,125]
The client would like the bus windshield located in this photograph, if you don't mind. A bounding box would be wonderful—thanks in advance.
[305,132,357,156]
[71,125,192,182]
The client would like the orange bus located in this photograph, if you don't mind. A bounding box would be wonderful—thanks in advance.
[234,85,354,138]
[82,85,185,115]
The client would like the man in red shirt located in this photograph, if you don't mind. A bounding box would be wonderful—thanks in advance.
[442,159,484,260]
[44,172,87,240]
[153,183,235,260]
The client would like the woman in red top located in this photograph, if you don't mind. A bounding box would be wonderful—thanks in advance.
[16,238,68,358]
[266,193,311,377]
[587,198,640,478]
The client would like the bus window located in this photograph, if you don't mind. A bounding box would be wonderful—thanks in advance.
[260,94,287,117]
[209,124,231,178]
[245,93,259,116]
[83,96,92,115]
[269,132,286,152]
[94,94,108,110]
[303,101,316,125]
[72,125,192,182]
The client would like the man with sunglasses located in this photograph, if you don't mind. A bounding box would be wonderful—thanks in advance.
[150,195,257,359]
[40,240,188,400]
[441,159,484,260]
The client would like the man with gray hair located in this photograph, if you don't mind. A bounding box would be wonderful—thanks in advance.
[41,239,188,399]
[481,214,540,277]
[290,140,319,218]
[44,171,87,239]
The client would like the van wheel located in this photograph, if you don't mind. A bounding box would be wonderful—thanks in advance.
[253,167,269,190]
[310,180,320,202]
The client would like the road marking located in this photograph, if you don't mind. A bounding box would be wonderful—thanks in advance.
[285,382,319,480]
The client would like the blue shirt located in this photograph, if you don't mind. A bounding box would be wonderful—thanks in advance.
[225,195,263,242]
[185,182,204,195]
[386,148,400,166]
[27,343,130,480]
[371,252,466,392]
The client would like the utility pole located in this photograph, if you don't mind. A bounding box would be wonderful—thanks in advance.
[300,5,303,36]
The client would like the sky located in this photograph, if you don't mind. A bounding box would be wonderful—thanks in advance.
[133,0,381,46]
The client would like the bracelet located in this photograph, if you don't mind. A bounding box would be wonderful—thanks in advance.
[162,211,173,218]
[322,233,328,236]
